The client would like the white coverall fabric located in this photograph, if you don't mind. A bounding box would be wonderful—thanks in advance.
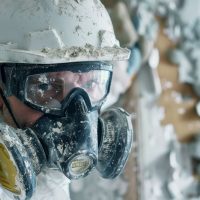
[0,168,71,200]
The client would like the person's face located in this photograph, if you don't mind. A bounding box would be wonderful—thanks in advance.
[0,70,108,128]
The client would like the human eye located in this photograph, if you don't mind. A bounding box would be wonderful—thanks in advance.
[37,78,63,92]
[82,79,99,90]
[38,83,51,91]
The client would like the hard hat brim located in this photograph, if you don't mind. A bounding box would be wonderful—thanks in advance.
[0,46,130,64]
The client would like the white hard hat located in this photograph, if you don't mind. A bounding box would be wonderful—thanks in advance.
[0,0,130,64]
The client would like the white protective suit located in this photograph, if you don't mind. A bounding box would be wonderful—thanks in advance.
[0,167,71,200]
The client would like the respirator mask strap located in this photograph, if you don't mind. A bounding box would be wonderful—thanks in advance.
[0,87,20,128]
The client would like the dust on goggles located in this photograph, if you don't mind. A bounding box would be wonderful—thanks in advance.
[1,62,113,115]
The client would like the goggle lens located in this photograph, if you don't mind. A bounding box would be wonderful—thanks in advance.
[25,70,111,110]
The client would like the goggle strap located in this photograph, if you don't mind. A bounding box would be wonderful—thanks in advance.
[0,65,6,84]
[0,88,20,128]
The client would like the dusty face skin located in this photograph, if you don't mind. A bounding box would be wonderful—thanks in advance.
[0,93,43,128]
[0,70,107,127]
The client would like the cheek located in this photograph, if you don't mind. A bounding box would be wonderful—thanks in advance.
[0,93,17,127]
[7,96,43,128]
[0,104,17,128]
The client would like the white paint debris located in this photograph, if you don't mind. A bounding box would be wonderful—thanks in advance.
[0,123,34,200]
[38,74,48,84]
[162,80,173,90]
[38,89,44,97]
[52,127,62,134]
[41,44,130,61]
[57,144,64,154]
[171,91,183,104]
[177,108,186,115]
[57,122,62,128]
[137,89,200,200]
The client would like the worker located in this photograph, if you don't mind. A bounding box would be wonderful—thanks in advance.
[0,0,133,199]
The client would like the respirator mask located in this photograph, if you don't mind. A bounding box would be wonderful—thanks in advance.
[0,62,133,200]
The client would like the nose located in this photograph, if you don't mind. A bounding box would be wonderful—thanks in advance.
[62,75,82,98]
[62,82,81,100]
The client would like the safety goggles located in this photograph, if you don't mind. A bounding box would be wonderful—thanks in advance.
[1,62,112,115]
